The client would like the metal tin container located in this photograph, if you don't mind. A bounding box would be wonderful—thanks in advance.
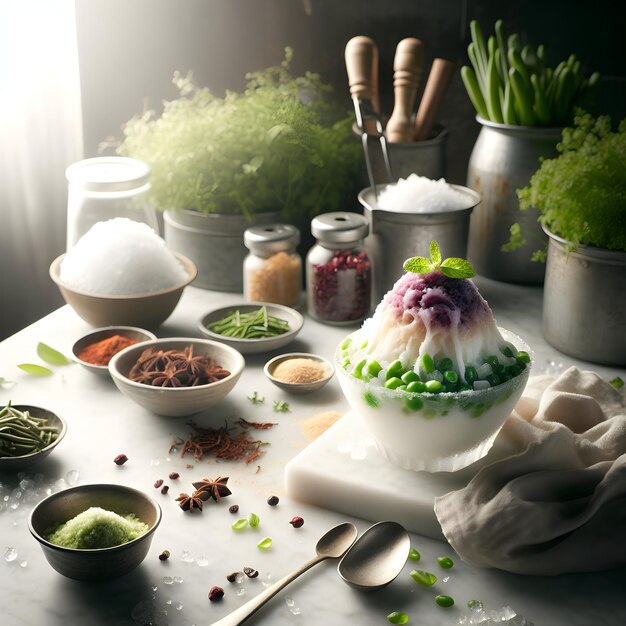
[542,228,626,366]
[164,209,280,292]
[467,117,562,284]
[362,124,447,184]
[359,184,480,303]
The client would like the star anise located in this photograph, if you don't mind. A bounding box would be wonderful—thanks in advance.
[151,362,188,387]
[192,476,232,502]
[176,492,204,512]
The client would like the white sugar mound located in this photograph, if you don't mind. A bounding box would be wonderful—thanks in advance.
[60,218,188,295]
[376,174,471,213]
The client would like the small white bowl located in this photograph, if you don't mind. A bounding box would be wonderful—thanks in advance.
[72,326,157,377]
[0,405,67,470]
[109,338,245,416]
[264,352,334,395]
[198,302,304,355]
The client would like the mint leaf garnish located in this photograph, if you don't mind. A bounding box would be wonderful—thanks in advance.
[37,342,74,366]
[440,257,476,278]
[17,364,54,377]
[404,241,476,279]
[430,240,442,265]
[403,257,433,274]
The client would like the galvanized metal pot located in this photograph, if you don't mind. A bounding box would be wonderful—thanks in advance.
[543,227,626,366]
[467,117,562,284]
[164,209,280,292]
[359,184,480,303]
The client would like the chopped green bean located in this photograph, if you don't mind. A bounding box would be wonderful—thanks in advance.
[0,403,59,458]
[435,595,454,608]
[410,569,437,586]
[207,306,289,339]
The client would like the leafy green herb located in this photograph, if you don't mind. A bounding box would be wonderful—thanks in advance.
[404,240,476,279]
[257,537,273,550]
[17,364,54,377]
[387,611,409,624]
[207,306,290,339]
[609,377,624,389]
[248,391,265,404]
[37,342,73,366]
[510,112,626,254]
[118,48,361,221]
[273,400,290,413]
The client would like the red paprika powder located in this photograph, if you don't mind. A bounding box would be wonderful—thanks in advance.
[78,335,139,366]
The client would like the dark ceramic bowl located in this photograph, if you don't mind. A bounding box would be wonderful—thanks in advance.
[29,483,161,581]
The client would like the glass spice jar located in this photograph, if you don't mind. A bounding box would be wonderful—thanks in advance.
[306,212,371,324]
[243,224,302,307]
[65,156,158,249]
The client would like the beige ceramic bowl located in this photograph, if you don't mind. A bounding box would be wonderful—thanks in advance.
[264,352,334,394]
[72,326,157,377]
[108,337,245,416]
[29,483,161,581]
[0,405,67,470]
[197,302,304,355]
[49,252,197,329]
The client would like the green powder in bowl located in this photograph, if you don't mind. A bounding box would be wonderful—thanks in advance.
[45,506,149,549]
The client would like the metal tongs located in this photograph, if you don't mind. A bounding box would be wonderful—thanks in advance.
[345,36,393,199]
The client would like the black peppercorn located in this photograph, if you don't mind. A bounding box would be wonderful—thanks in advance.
[158,550,170,561]
[229,504,239,514]
[243,567,259,578]
[289,516,304,528]
[267,495,279,506]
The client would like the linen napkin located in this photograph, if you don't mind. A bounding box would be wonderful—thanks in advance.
[434,366,626,575]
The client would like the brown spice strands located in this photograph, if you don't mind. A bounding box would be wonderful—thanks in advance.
[170,420,276,464]
[237,418,277,430]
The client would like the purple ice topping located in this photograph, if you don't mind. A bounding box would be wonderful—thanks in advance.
[382,271,493,328]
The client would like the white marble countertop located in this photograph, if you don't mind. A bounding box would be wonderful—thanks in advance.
[1,278,624,626]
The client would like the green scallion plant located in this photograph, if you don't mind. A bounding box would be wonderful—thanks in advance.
[461,19,599,127]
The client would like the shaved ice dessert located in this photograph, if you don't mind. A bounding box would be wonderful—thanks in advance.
[336,242,531,472]
[59,218,188,295]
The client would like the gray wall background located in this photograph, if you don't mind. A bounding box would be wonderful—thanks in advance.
[76,0,625,186]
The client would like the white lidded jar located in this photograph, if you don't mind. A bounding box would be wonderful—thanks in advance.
[65,156,158,249]
[243,224,302,307]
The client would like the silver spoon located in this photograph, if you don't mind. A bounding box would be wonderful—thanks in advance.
[338,521,410,591]
[209,522,358,626]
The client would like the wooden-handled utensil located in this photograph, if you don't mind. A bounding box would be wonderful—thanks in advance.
[386,38,424,143]
[413,58,455,141]
[345,36,393,192]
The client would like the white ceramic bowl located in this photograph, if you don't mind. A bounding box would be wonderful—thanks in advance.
[72,326,157,377]
[50,252,197,329]
[335,329,531,472]
[197,302,304,355]
[29,483,161,581]
[108,338,245,416]
[264,352,335,395]
[0,405,67,470]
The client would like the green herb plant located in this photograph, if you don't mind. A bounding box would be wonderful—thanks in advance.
[461,19,599,127]
[506,112,626,257]
[119,48,361,221]
[403,241,476,278]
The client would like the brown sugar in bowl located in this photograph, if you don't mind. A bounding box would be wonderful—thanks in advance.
[264,352,334,395]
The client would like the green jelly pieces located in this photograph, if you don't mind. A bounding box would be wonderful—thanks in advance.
[366,359,383,377]
[421,353,435,373]
[401,370,419,384]
[437,556,454,569]
[406,380,426,393]
[387,611,409,625]
[386,360,405,380]
[384,377,404,390]
[405,396,423,411]
[408,548,421,561]
[410,569,437,586]
[435,595,454,608]
[425,380,443,393]
[363,391,380,408]
[436,357,453,371]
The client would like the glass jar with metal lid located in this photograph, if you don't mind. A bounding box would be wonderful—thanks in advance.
[243,224,302,307]
[306,212,372,324]
[65,156,158,249]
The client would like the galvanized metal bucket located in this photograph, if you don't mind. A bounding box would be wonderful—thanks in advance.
[467,117,562,284]
[359,184,480,303]
[164,209,281,292]
[362,125,447,184]
[543,228,626,366]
